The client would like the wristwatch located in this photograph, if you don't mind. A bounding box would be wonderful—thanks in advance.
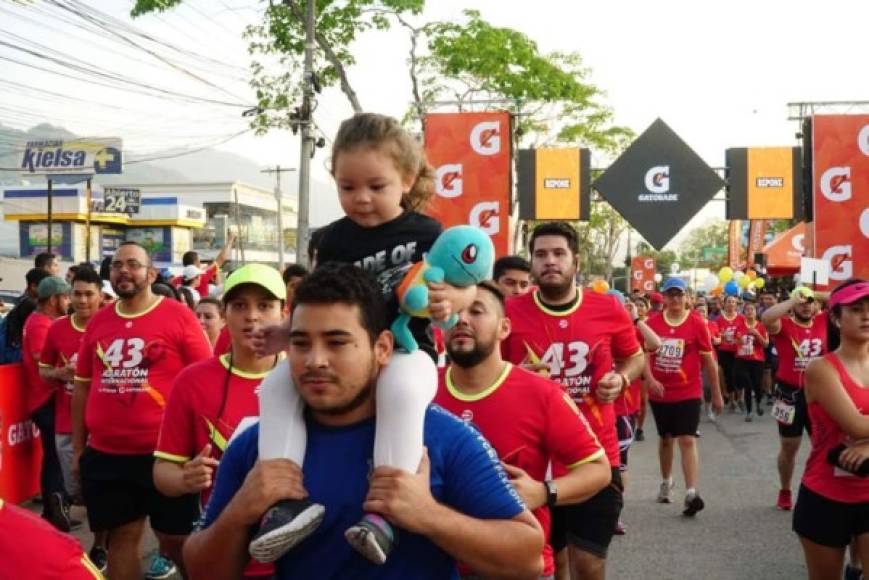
[544,480,558,508]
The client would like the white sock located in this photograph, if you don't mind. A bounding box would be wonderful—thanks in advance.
[373,351,437,471]
[686,487,697,498]
[257,359,307,465]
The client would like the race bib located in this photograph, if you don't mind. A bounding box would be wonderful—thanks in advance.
[738,335,754,357]
[656,338,685,372]
[772,399,796,425]
[724,327,736,344]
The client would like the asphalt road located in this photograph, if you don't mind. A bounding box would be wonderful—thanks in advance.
[608,404,811,579]
[26,403,812,579]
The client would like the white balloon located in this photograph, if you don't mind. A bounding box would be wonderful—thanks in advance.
[654,273,663,283]
[704,274,719,291]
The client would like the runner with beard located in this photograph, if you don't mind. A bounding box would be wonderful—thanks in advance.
[435,281,610,579]
[72,242,212,580]
[762,286,829,511]
[502,222,644,580]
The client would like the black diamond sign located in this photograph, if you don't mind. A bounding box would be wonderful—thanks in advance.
[593,118,724,250]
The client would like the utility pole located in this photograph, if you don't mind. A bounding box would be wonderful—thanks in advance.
[261,165,296,268]
[296,0,316,267]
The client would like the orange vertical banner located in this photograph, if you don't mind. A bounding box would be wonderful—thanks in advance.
[424,112,512,256]
[630,256,657,293]
[812,115,869,288]
[0,364,43,504]
[728,220,743,269]
[747,220,768,268]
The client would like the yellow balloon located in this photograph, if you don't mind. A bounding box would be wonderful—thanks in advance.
[738,275,751,289]
[591,279,610,294]
[747,270,757,280]
[718,267,734,283]
[753,277,765,290]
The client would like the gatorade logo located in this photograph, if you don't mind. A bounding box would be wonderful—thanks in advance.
[821,245,852,281]
[860,208,869,239]
[820,167,851,202]
[644,165,670,194]
[633,270,643,281]
[792,234,805,253]
[470,201,500,235]
[435,164,463,198]
[859,124,869,156]
[470,121,501,156]
[644,258,654,269]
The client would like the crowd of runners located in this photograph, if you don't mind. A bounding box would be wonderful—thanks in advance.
[1,113,867,580]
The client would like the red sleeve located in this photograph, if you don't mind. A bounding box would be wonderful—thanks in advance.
[39,325,60,368]
[74,331,94,381]
[611,300,642,359]
[708,321,720,338]
[25,317,50,363]
[544,386,604,468]
[696,314,713,353]
[214,326,231,355]
[178,307,213,365]
[155,376,197,463]
[197,264,218,297]
[758,324,769,340]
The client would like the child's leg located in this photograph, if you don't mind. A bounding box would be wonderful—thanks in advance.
[346,350,438,564]
[250,359,324,564]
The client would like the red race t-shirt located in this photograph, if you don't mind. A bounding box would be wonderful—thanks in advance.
[615,326,644,417]
[213,326,231,355]
[22,311,55,414]
[39,315,87,434]
[503,289,642,467]
[155,353,277,504]
[435,363,603,577]
[735,319,768,362]
[770,313,828,388]
[715,312,744,352]
[646,310,714,403]
[75,297,212,455]
[0,499,102,579]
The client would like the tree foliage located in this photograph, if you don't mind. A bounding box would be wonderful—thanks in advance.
[677,219,729,267]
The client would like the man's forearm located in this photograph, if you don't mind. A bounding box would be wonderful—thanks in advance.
[183,505,251,580]
[71,381,89,452]
[702,356,721,396]
[637,321,662,351]
[153,460,189,497]
[615,352,645,383]
[761,299,795,328]
[555,455,611,506]
[421,505,542,579]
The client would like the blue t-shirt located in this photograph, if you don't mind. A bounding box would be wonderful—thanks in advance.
[202,405,525,579]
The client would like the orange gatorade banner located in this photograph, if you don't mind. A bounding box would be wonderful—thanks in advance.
[747,220,768,268]
[630,256,656,293]
[812,115,869,288]
[0,364,42,503]
[517,148,591,220]
[425,112,512,256]
[728,219,744,269]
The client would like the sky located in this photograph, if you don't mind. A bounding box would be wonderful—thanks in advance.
[2,0,868,247]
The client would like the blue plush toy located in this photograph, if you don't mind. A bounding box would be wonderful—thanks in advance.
[392,225,495,351]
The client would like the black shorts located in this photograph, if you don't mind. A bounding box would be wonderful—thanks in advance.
[616,414,637,471]
[735,358,764,392]
[550,469,623,558]
[717,350,738,393]
[80,447,200,535]
[793,484,869,547]
[775,382,812,438]
[649,399,701,438]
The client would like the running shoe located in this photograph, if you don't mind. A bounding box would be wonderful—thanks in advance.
[43,492,71,532]
[683,492,705,516]
[614,520,627,535]
[737,400,745,412]
[844,564,863,580]
[345,513,396,565]
[776,489,793,511]
[634,429,645,442]
[707,409,717,422]
[145,554,177,580]
[757,405,764,417]
[657,480,675,503]
[88,546,108,574]
[249,498,325,563]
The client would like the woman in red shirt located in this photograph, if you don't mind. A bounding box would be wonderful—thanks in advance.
[795,279,869,579]
[734,301,769,422]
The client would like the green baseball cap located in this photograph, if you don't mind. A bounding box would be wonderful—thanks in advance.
[222,264,286,302]
[37,276,71,299]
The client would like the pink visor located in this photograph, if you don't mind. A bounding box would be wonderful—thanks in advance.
[829,282,869,308]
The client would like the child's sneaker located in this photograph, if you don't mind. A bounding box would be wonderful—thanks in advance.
[345,513,396,565]
[249,498,325,563]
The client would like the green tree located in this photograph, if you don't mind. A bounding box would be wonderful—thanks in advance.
[678,219,729,268]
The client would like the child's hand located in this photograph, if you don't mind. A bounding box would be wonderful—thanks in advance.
[252,320,291,357]
[426,282,476,323]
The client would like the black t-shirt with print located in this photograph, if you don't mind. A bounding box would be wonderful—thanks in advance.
[316,211,443,354]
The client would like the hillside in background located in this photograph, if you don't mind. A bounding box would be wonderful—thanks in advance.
[0,123,272,189]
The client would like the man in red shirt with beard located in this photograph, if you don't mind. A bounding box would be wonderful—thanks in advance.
[436,281,611,579]
[502,222,644,580]
[73,242,212,580]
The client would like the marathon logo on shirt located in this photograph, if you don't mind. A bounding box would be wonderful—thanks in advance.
[95,338,164,398]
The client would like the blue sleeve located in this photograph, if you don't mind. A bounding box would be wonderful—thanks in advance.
[200,425,259,529]
[434,407,525,520]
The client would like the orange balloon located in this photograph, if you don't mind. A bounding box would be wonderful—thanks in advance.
[747,270,757,280]
[710,286,723,297]
[591,279,610,294]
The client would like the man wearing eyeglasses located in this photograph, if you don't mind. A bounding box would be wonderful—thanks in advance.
[760,286,829,512]
[72,241,212,580]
